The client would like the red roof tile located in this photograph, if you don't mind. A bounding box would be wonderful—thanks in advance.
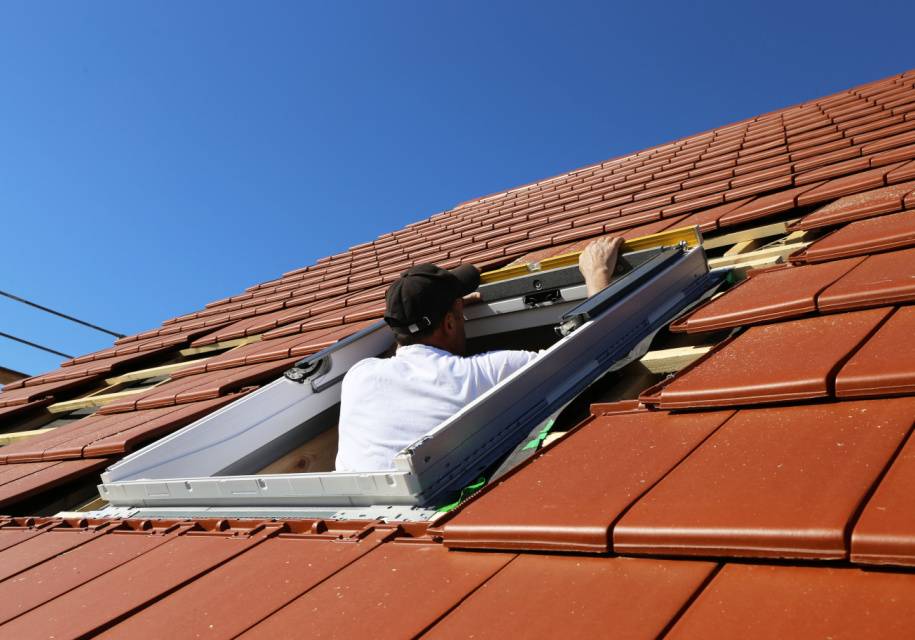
[442,409,731,552]
[237,541,513,639]
[0,394,247,463]
[614,398,915,559]
[0,458,110,510]
[818,246,915,311]
[852,424,915,567]
[792,209,915,262]
[666,564,915,638]
[796,162,906,206]
[716,182,824,227]
[642,308,893,409]
[96,526,397,640]
[0,520,282,638]
[670,258,864,332]
[97,358,296,414]
[0,376,102,409]
[836,306,915,398]
[791,180,915,230]
[424,555,716,640]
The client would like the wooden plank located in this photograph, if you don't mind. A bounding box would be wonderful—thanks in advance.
[74,495,109,512]
[257,427,339,474]
[0,427,55,446]
[590,362,661,405]
[481,226,702,283]
[46,382,167,414]
[179,335,261,357]
[707,242,808,269]
[542,432,566,447]
[703,221,792,250]
[785,229,815,243]
[723,238,763,257]
[639,345,714,374]
[105,360,209,386]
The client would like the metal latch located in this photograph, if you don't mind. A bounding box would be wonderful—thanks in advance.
[284,355,332,385]
[523,287,563,307]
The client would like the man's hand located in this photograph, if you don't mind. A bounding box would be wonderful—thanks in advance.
[579,236,624,297]
[462,291,483,305]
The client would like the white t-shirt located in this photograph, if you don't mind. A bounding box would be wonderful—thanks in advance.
[335,345,539,472]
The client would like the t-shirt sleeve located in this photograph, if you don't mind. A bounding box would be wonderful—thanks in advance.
[469,349,541,389]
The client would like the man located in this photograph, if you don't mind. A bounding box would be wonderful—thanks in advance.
[335,236,624,472]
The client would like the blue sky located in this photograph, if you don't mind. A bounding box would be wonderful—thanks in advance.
[1,1,913,377]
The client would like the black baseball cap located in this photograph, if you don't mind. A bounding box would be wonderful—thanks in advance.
[384,263,481,335]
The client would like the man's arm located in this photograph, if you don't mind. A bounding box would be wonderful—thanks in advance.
[578,236,623,297]
[462,236,623,304]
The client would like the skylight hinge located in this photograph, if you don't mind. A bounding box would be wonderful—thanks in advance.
[284,356,332,386]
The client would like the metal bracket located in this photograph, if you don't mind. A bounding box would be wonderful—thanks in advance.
[284,356,329,384]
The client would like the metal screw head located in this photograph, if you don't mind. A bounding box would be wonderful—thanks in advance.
[284,367,307,382]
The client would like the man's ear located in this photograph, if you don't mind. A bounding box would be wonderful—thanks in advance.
[442,308,456,334]
[442,300,462,334]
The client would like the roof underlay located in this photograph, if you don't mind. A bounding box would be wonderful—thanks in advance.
[1,69,915,637]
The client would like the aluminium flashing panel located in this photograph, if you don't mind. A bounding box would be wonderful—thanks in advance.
[99,246,714,510]
[75,504,441,523]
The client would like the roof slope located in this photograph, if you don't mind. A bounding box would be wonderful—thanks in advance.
[1,69,915,637]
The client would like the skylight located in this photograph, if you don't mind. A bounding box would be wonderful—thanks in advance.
[93,229,721,521]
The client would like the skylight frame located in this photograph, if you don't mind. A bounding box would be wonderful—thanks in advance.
[98,242,718,514]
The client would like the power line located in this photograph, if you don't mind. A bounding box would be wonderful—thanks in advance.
[0,289,124,338]
[0,331,73,359]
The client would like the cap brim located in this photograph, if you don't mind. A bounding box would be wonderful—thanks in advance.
[450,264,481,296]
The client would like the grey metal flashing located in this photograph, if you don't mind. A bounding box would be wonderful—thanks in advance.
[59,504,440,523]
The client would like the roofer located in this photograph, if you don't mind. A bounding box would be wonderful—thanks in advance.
[335,236,624,472]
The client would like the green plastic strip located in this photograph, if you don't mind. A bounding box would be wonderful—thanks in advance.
[437,476,487,513]
[522,418,556,450]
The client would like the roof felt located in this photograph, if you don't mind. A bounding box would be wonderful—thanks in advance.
[1,69,915,636]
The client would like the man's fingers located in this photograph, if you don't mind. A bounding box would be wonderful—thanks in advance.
[463,291,483,305]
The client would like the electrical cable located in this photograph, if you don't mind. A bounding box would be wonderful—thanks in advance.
[0,289,124,338]
[0,331,73,359]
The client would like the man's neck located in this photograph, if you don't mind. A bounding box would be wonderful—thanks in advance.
[401,336,459,356]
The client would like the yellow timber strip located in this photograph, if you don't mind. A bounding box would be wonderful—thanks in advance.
[479,225,703,284]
